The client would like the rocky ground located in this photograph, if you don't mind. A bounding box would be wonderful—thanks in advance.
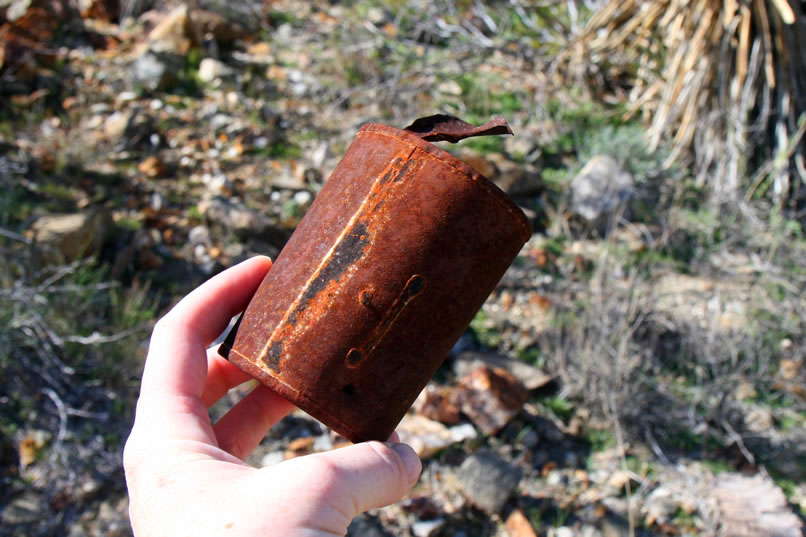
[1,1,805,536]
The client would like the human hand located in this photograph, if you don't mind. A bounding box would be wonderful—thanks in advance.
[123,256,421,537]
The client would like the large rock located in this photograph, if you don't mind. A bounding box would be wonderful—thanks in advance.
[570,155,633,222]
[146,4,193,55]
[456,365,529,435]
[456,449,522,513]
[30,208,113,261]
[713,473,803,537]
[454,351,553,391]
[143,4,248,54]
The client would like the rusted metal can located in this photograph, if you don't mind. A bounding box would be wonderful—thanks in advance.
[220,121,531,442]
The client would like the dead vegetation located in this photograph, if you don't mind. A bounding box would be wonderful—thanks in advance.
[556,0,806,205]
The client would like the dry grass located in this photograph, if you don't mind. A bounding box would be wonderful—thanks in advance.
[555,0,806,205]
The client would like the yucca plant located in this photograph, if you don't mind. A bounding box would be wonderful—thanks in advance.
[556,0,806,206]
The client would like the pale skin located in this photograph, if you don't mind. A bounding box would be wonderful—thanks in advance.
[123,256,422,536]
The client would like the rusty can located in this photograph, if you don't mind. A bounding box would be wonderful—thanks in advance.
[219,120,531,442]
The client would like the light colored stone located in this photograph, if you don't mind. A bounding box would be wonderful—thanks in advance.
[505,509,538,537]
[188,225,211,246]
[0,492,41,524]
[642,486,678,526]
[713,473,803,537]
[570,155,633,222]
[396,415,454,458]
[147,4,192,54]
[30,209,113,261]
[411,518,445,537]
[131,51,179,92]
[103,110,133,141]
[437,80,463,96]
[198,58,233,84]
[261,451,284,467]
[198,196,268,235]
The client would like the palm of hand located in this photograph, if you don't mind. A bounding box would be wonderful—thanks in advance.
[124,257,420,537]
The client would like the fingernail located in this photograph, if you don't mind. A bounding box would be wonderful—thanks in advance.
[388,442,421,484]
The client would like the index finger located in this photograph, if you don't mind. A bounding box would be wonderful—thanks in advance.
[139,256,272,403]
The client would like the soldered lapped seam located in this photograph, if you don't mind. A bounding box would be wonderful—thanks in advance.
[256,144,419,370]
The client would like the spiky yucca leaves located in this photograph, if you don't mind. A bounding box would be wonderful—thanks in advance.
[557,0,806,205]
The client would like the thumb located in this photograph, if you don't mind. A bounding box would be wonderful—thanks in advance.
[293,441,421,517]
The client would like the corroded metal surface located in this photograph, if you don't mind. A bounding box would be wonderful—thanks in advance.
[404,114,513,143]
[220,121,530,443]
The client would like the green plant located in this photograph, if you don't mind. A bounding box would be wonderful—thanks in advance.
[701,459,734,474]
[469,310,501,349]
[538,396,575,422]
[586,427,617,453]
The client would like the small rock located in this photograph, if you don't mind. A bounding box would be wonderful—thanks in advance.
[200,172,231,193]
[103,110,133,141]
[580,525,603,537]
[505,509,538,537]
[521,429,539,449]
[188,225,211,246]
[570,155,633,223]
[150,192,165,211]
[396,415,459,458]
[599,513,631,537]
[192,8,248,45]
[102,108,155,149]
[1,492,42,524]
[198,196,268,235]
[457,365,529,435]
[456,449,522,514]
[198,58,233,84]
[545,469,566,487]
[93,496,130,537]
[312,434,333,453]
[606,470,634,492]
[454,351,553,391]
[285,436,314,459]
[261,451,284,467]
[550,528,574,537]
[30,208,113,261]
[3,0,33,22]
[131,51,180,92]
[414,384,462,424]
[137,155,166,178]
[642,486,678,526]
[246,41,272,58]
[401,496,442,520]
[437,80,463,96]
[147,4,192,54]
[346,515,392,537]
[292,190,312,206]
[17,429,49,467]
[116,91,138,103]
[449,423,477,443]
[411,518,446,537]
